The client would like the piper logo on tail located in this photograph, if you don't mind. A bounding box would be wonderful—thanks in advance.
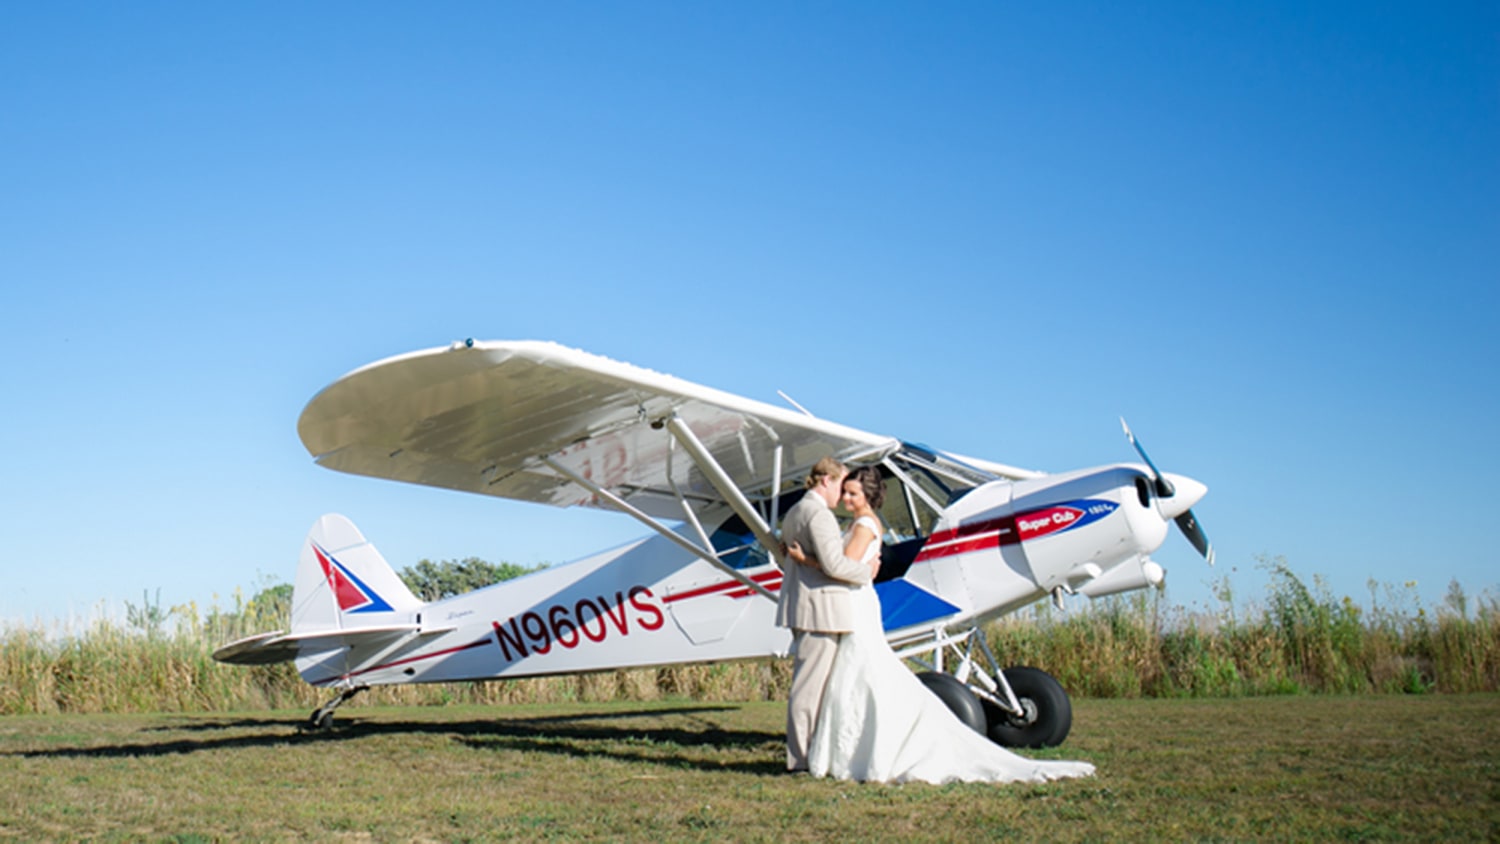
[1016,499,1118,541]
[312,543,396,613]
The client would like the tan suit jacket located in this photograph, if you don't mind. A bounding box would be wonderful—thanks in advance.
[775,490,871,632]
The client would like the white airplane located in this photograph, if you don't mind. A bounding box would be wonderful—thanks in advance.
[215,340,1212,746]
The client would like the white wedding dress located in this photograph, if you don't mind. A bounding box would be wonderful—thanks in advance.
[808,516,1096,784]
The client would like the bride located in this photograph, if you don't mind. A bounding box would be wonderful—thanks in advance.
[786,466,1096,784]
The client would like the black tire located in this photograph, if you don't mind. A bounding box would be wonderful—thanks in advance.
[982,666,1072,749]
[309,709,334,731]
[916,671,987,735]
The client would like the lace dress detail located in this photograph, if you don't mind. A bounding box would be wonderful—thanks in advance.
[807,517,1095,784]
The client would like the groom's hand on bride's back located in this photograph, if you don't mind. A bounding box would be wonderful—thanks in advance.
[784,540,818,567]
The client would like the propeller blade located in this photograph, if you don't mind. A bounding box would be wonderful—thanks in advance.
[1120,418,1174,497]
[1174,510,1214,566]
[1121,419,1212,564]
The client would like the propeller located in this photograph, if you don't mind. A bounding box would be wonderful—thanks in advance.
[1120,418,1215,565]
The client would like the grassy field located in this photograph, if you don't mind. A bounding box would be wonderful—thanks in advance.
[3,695,1496,842]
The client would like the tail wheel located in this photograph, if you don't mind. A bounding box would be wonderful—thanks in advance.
[982,666,1073,748]
[915,671,987,735]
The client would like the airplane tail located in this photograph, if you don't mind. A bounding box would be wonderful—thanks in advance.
[291,513,423,632]
[213,513,424,667]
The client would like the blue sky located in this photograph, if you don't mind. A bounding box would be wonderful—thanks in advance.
[3,3,1496,627]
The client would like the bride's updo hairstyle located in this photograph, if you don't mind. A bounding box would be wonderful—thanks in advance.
[845,465,885,510]
[804,456,846,490]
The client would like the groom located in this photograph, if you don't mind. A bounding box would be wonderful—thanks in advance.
[776,456,874,773]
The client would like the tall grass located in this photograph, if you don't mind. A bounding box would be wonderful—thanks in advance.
[989,558,1500,698]
[3,561,1496,715]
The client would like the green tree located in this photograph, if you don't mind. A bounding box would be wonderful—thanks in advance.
[245,582,294,629]
[399,557,547,601]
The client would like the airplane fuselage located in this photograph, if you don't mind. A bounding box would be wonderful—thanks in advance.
[295,461,1189,689]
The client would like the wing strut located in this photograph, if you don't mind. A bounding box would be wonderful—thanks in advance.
[539,455,778,601]
[663,415,785,568]
[769,443,784,533]
[666,441,722,563]
[743,415,785,533]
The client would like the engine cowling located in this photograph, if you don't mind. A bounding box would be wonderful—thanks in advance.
[1002,466,1170,593]
[911,464,1178,619]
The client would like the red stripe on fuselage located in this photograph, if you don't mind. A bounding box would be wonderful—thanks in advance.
[725,574,783,599]
[914,515,1019,562]
[661,569,783,603]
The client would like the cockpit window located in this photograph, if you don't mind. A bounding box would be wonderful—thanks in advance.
[873,445,997,541]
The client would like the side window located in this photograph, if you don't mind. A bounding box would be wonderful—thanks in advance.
[877,475,937,542]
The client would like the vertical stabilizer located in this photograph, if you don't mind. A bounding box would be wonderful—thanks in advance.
[291,514,423,632]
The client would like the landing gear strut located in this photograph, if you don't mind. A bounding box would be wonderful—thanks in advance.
[306,686,367,731]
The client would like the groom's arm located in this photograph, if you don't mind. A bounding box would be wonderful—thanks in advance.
[807,508,873,584]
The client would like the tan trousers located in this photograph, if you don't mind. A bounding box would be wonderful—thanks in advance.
[786,629,841,771]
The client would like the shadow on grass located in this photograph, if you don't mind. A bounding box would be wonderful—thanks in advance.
[7,705,788,775]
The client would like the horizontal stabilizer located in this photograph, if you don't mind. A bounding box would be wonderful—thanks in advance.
[212,630,297,665]
[211,624,454,666]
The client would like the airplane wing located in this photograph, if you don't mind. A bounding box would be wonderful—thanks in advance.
[298,340,901,520]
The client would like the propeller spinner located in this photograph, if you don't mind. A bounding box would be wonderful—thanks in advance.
[1120,418,1215,565]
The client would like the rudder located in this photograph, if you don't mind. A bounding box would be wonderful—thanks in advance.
[292,514,423,632]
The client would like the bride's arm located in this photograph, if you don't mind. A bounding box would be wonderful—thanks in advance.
[843,522,880,578]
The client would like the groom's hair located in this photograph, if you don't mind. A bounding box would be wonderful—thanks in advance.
[804,456,846,489]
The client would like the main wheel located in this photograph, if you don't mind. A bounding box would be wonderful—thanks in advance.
[915,671,987,735]
[982,666,1072,748]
